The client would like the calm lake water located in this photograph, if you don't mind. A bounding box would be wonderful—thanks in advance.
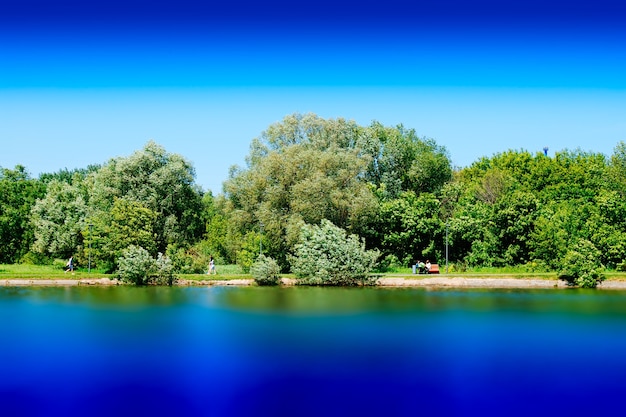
[1,285,626,416]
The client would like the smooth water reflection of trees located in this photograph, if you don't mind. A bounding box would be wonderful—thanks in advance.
[211,286,626,317]
[3,286,626,318]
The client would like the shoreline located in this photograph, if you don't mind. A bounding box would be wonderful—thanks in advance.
[2,276,626,290]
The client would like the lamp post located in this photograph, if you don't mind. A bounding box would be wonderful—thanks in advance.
[259,221,264,257]
[88,223,93,273]
[445,221,449,274]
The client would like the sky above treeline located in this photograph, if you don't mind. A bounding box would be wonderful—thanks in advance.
[1,0,625,193]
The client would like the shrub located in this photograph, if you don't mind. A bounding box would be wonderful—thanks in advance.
[375,254,402,273]
[251,255,281,286]
[53,258,69,270]
[557,239,605,288]
[154,252,176,286]
[290,220,379,286]
[236,231,263,273]
[166,241,215,274]
[165,244,195,274]
[20,251,52,265]
[117,246,156,285]
[117,246,177,286]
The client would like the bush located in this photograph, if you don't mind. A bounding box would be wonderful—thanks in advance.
[236,231,263,273]
[117,246,156,285]
[20,251,52,265]
[557,239,605,288]
[53,258,68,270]
[166,241,216,274]
[117,246,177,286]
[154,252,176,285]
[251,255,281,286]
[290,220,379,286]
[375,254,402,273]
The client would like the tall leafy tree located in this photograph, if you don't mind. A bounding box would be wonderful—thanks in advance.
[374,191,443,265]
[0,166,46,263]
[86,199,158,271]
[361,121,452,199]
[224,113,452,269]
[31,179,89,258]
[225,139,377,268]
[87,141,205,253]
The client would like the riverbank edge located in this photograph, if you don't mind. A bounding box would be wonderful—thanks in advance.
[3,276,626,290]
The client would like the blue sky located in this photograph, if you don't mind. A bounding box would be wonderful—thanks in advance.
[1,0,625,193]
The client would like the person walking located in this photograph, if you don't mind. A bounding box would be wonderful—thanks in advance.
[65,256,74,273]
[208,256,216,275]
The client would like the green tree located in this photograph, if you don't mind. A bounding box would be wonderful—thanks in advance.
[491,190,539,265]
[86,199,158,270]
[39,165,100,185]
[361,121,452,198]
[225,117,378,268]
[451,148,615,270]
[223,113,452,270]
[88,141,205,253]
[0,166,46,263]
[374,191,443,265]
[31,179,89,258]
[608,141,626,197]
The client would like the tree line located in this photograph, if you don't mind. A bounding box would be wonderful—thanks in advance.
[1,113,625,286]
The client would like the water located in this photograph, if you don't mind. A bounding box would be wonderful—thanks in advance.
[1,285,626,416]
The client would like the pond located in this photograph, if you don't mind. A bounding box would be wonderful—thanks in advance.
[1,285,625,416]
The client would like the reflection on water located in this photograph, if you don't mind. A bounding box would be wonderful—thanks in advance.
[1,286,626,417]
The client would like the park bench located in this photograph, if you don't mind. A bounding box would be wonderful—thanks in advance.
[413,263,441,274]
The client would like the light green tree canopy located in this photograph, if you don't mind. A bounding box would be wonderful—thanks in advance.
[223,113,452,268]
[31,179,89,258]
[87,141,205,254]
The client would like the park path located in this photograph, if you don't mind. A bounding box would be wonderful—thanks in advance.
[2,277,626,289]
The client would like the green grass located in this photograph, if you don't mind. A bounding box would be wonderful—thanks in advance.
[0,264,109,279]
[3,263,626,282]
[0,263,252,281]
[182,264,252,281]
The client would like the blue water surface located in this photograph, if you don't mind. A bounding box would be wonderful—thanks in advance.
[1,285,625,416]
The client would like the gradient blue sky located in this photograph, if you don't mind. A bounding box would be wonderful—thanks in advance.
[1,0,625,193]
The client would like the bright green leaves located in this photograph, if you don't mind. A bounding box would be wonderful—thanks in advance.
[375,191,442,266]
[558,239,605,288]
[0,166,46,263]
[88,199,158,268]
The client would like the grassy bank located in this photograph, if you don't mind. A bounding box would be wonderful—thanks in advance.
[0,264,250,281]
[0,264,110,279]
[2,264,625,282]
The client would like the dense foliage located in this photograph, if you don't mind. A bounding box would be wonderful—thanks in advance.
[117,246,176,286]
[290,220,379,286]
[250,255,282,286]
[222,113,451,270]
[0,166,45,263]
[557,239,605,288]
[2,113,626,288]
